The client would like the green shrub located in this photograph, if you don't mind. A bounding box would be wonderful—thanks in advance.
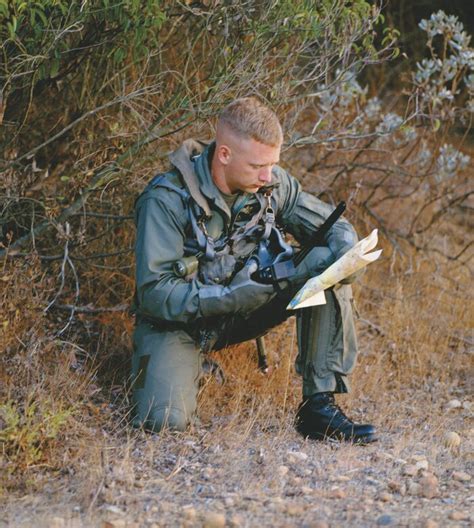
[0,397,73,472]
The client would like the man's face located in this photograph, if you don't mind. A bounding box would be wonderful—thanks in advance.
[217,136,281,194]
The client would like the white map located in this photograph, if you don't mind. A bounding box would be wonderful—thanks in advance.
[287,229,382,310]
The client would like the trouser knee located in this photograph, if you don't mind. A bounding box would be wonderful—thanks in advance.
[137,405,189,433]
[131,324,201,433]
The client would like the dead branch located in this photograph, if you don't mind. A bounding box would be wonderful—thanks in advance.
[0,111,193,258]
[51,303,129,314]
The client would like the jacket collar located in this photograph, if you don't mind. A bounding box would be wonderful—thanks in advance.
[169,139,240,221]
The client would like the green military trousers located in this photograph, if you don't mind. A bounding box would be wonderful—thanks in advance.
[131,248,359,432]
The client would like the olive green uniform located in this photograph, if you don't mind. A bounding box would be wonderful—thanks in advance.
[132,141,359,432]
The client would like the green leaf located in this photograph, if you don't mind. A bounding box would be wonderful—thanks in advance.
[36,8,48,26]
[49,58,60,78]
[7,21,15,39]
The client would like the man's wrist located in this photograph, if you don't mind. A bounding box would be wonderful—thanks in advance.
[198,284,231,317]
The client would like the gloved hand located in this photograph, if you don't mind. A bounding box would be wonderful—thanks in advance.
[199,261,275,317]
[289,246,336,290]
[199,250,237,285]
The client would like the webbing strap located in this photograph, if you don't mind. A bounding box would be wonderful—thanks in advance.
[147,174,189,199]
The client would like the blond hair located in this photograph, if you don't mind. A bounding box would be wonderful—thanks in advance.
[217,97,283,147]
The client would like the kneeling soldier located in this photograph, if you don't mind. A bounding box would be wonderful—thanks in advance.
[132,97,376,444]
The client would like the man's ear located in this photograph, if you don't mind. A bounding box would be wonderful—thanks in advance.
[216,144,231,166]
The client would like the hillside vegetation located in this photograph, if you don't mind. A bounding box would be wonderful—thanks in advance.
[1,2,472,527]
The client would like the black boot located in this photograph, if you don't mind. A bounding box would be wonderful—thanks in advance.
[295,392,377,443]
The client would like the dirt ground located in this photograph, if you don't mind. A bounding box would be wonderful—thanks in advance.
[2,361,472,528]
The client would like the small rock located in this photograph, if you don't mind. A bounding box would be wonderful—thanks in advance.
[334,475,351,482]
[229,514,243,527]
[448,511,469,521]
[376,514,394,526]
[183,507,197,521]
[311,522,329,528]
[103,506,123,515]
[301,485,313,495]
[416,460,429,471]
[388,480,405,495]
[224,497,235,507]
[444,431,461,449]
[202,468,214,480]
[286,503,305,516]
[288,476,302,486]
[287,451,308,462]
[402,464,418,477]
[394,458,407,465]
[377,492,393,502]
[446,399,462,409]
[452,471,471,482]
[407,482,421,496]
[422,521,438,528]
[277,465,289,477]
[442,497,456,504]
[102,521,125,528]
[50,518,65,528]
[329,487,346,499]
[420,474,439,499]
[462,400,472,410]
[203,512,226,528]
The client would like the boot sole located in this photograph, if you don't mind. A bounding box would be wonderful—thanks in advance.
[296,426,378,444]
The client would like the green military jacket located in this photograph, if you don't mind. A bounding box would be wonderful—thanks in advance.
[134,140,358,324]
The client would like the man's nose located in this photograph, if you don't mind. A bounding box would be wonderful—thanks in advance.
[259,166,272,183]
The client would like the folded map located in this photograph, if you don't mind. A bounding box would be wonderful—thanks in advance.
[287,229,382,310]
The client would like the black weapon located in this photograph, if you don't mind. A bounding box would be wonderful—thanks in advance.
[293,201,346,267]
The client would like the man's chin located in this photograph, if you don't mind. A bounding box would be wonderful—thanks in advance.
[246,185,262,193]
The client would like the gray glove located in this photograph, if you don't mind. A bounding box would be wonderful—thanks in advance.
[290,245,363,288]
[289,246,336,289]
[199,261,275,317]
[199,249,237,285]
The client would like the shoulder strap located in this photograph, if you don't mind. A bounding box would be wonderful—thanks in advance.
[146,172,216,261]
[146,173,190,200]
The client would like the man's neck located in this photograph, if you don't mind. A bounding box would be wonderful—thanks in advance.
[210,155,232,194]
